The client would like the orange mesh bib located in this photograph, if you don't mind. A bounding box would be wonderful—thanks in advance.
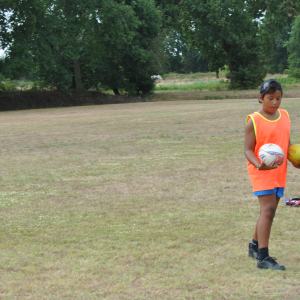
[246,109,290,192]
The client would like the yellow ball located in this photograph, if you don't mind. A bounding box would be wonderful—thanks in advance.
[288,144,300,165]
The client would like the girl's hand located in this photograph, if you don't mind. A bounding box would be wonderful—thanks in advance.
[257,162,277,170]
[292,163,300,169]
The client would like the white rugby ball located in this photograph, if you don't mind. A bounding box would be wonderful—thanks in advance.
[258,143,285,167]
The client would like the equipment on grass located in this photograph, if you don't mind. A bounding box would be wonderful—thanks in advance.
[258,143,285,167]
[283,197,300,207]
[287,144,300,165]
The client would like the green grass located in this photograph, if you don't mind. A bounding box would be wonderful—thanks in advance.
[155,79,227,91]
[1,99,300,298]
[273,76,300,86]
[155,72,300,94]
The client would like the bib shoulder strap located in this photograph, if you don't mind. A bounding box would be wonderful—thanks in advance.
[279,109,290,122]
[246,112,257,124]
[246,113,257,137]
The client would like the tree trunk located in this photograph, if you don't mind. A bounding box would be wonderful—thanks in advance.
[229,63,233,88]
[74,60,84,91]
[222,39,234,89]
[113,88,120,95]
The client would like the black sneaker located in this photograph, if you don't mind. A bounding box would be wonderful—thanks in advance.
[248,243,258,259]
[257,256,286,270]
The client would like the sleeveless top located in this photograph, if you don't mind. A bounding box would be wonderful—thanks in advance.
[246,109,290,192]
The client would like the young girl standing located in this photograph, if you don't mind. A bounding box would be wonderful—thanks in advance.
[244,79,300,270]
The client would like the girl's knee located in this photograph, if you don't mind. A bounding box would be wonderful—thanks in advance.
[262,207,276,220]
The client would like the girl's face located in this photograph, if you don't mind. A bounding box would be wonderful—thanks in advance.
[259,90,282,114]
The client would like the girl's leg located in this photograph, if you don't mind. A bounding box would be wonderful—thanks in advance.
[253,196,280,242]
[256,193,278,248]
[275,197,280,208]
[251,194,285,269]
[255,194,285,270]
[253,211,260,242]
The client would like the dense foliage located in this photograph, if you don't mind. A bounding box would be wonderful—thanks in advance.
[179,0,300,89]
[286,16,300,79]
[263,17,294,74]
[0,0,165,95]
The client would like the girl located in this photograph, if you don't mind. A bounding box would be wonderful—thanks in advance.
[244,78,300,270]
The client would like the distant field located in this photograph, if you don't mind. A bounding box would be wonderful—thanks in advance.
[154,72,300,101]
[1,99,300,299]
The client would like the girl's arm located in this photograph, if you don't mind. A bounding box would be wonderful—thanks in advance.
[244,118,276,170]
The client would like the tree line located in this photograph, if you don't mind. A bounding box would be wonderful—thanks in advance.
[0,0,300,95]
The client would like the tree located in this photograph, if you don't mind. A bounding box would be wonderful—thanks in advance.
[182,48,209,74]
[264,17,294,74]
[286,16,300,79]
[164,31,185,73]
[85,0,165,96]
[179,0,300,89]
[164,30,209,74]
[0,0,166,95]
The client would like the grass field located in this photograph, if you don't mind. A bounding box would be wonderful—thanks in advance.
[1,98,300,299]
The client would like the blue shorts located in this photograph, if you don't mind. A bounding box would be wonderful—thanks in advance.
[253,187,284,198]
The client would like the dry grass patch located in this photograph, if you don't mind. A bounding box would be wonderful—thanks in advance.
[1,99,300,299]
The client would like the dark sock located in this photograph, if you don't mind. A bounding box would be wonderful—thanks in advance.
[258,247,269,261]
[251,239,258,248]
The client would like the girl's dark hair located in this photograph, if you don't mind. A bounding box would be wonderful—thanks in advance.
[258,79,283,103]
